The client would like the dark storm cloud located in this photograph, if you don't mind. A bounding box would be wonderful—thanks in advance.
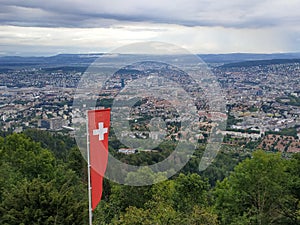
[0,0,299,28]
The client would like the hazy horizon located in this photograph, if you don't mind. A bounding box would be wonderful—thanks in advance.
[1,51,300,58]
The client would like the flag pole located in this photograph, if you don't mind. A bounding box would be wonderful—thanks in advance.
[86,111,93,225]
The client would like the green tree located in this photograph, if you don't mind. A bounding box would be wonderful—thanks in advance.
[173,173,209,213]
[0,133,88,225]
[114,203,182,225]
[214,150,297,225]
[1,133,55,181]
[0,176,87,225]
[280,153,300,224]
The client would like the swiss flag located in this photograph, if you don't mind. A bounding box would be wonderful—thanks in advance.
[87,109,110,210]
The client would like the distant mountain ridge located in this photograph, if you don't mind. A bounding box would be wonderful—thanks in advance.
[220,58,300,68]
[0,54,100,67]
[0,53,300,69]
[198,53,300,63]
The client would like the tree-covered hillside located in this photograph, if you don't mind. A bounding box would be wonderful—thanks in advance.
[0,130,299,225]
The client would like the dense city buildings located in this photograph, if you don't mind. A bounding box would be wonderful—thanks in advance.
[0,54,299,153]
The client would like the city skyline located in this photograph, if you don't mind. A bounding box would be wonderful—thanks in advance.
[0,0,300,56]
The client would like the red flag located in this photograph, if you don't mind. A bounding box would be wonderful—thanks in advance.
[87,109,110,210]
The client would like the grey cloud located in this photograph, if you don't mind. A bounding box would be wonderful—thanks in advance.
[0,0,299,28]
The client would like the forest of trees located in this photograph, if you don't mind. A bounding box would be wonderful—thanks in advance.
[0,130,299,224]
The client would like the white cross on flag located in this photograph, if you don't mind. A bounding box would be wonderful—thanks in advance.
[87,109,110,211]
[93,122,108,141]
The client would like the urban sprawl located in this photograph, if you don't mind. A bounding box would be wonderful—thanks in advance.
[1,59,300,153]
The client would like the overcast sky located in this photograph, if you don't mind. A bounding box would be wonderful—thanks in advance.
[0,0,300,55]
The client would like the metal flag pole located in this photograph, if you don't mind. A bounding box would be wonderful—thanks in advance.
[86,111,93,225]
